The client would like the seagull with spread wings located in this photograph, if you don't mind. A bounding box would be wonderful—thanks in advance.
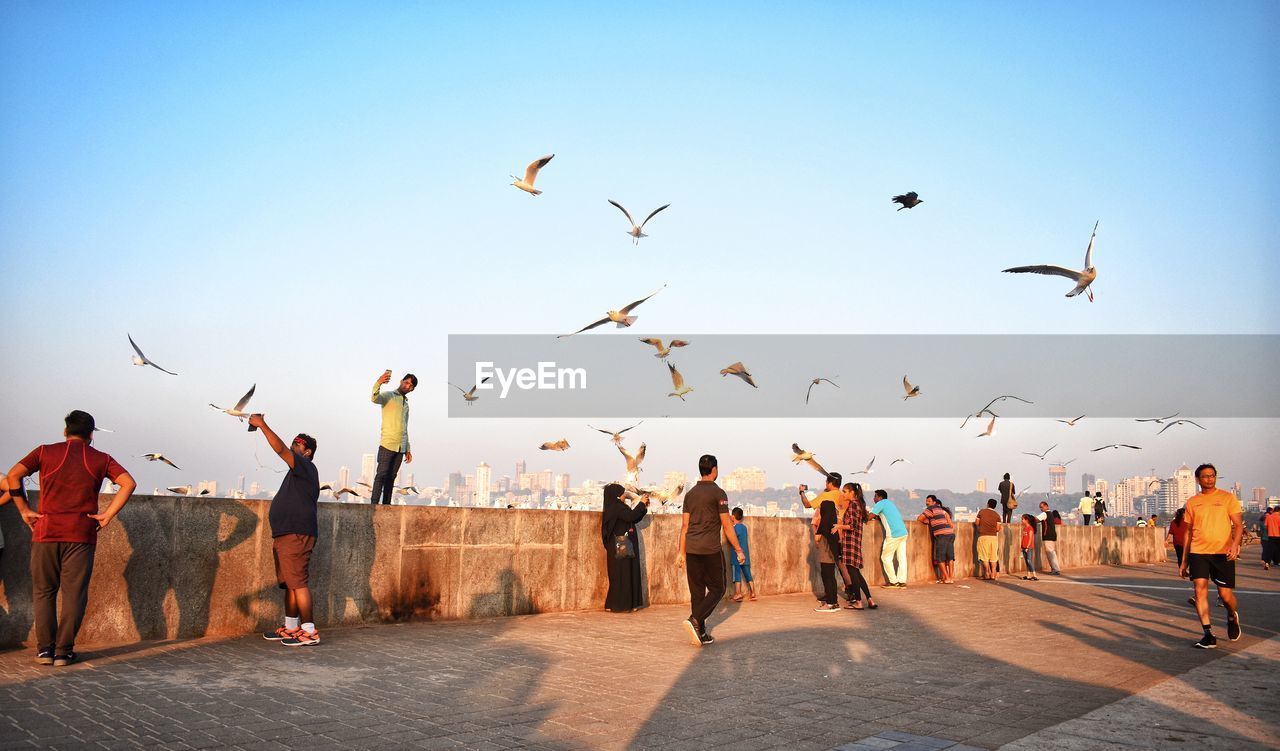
[510,153,554,195]
[588,421,643,444]
[209,384,256,421]
[608,200,671,244]
[1136,412,1179,424]
[558,285,666,338]
[976,415,997,438]
[618,442,646,484]
[850,456,876,475]
[902,375,921,400]
[1157,419,1206,435]
[450,376,491,405]
[890,458,911,466]
[1091,444,1142,452]
[806,376,839,404]
[141,453,181,470]
[1003,221,1099,301]
[961,395,1034,429]
[539,439,571,451]
[638,338,688,359]
[790,443,829,477]
[128,334,178,375]
[1056,414,1086,427]
[720,362,757,388]
[667,361,693,400]
[1021,444,1058,460]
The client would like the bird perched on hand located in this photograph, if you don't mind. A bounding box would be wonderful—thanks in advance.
[892,192,923,211]
[510,154,554,195]
[720,362,757,388]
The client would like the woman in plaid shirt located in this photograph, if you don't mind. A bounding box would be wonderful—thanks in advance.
[836,482,876,610]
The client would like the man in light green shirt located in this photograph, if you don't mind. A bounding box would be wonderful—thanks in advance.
[370,371,417,505]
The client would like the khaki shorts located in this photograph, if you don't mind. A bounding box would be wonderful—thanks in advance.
[976,535,1000,563]
[272,534,316,590]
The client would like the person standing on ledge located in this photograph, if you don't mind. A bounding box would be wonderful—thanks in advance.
[998,472,1016,524]
[676,454,745,646]
[1179,463,1243,649]
[370,370,416,505]
[250,413,322,647]
[6,410,135,667]
[1093,492,1107,525]
[1078,492,1094,526]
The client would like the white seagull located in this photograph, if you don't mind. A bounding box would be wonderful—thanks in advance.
[588,422,643,445]
[539,439,571,451]
[608,200,671,244]
[1021,444,1058,460]
[902,375,921,400]
[336,486,364,500]
[1056,414,1086,427]
[638,338,688,359]
[806,377,839,404]
[1002,221,1099,301]
[618,442,646,484]
[209,384,256,421]
[1136,412,1179,424]
[1091,444,1142,452]
[1157,419,1206,435]
[128,334,177,375]
[850,456,876,476]
[720,362,757,388]
[890,458,911,466]
[790,443,829,477]
[450,376,491,405]
[961,395,1034,429]
[510,154,554,195]
[667,361,693,400]
[558,285,666,338]
[141,453,181,470]
[976,415,997,438]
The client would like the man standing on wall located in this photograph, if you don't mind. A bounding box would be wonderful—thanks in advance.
[250,413,323,647]
[1179,463,1243,649]
[998,472,1016,524]
[370,370,416,505]
[1078,492,1094,526]
[676,454,745,646]
[6,410,136,666]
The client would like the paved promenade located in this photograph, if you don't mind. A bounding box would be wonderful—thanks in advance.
[1,558,1276,750]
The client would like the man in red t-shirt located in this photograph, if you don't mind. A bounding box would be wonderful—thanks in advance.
[6,410,135,666]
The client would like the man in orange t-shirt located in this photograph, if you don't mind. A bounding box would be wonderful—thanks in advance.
[1178,463,1243,649]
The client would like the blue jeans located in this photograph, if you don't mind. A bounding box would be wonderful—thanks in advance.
[370,446,404,505]
[1021,548,1035,575]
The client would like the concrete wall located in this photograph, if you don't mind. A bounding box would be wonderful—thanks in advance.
[0,497,1165,648]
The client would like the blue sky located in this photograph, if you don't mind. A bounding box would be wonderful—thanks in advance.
[2,3,1276,497]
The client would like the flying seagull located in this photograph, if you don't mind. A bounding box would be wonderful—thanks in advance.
[166,486,210,497]
[450,376,491,405]
[790,443,829,477]
[720,362,757,388]
[128,334,177,375]
[1136,412,1179,424]
[510,153,554,195]
[608,200,671,244]
[558,285,666,338]
[806,377,839,404]
[667,361,693,400]
[141,453,181,470]
[209,384,256,421]
[396,485,421,496]
[319,482,334,492]
[638,338,688,359]
[1091,444,1142,452]
[588,421,643,445]
[539,439,571,451]
[335,486,364,500]
[1058,458,1078,467]
[618,442,646,483]
[961,395,1034,429]
[1157,419,1206,435]
[889,458,911,466]
[850,456,876,475]
[1021,444,1058,460]
[902,375,921,400]
[1003,221,1099,301]
[976,415,997,438]
[1056,415,1086,427]
[892,192,923,211]
[357,481,372,489]
[626,482,684,508]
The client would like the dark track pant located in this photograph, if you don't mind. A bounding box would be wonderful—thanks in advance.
[820,562,837,605]
[370,446,404,505]
[31,542,95,654]
[1082,514,1091,525]
[685,551,725,632]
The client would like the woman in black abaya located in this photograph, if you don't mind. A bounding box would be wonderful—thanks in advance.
[601,483,649,612]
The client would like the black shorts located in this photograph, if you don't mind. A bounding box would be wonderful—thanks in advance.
[1187,553,1235,589]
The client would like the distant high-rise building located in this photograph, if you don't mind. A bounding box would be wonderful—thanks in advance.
[976,478,987,493]
[498,475,511,493]
[515,460,527,485]
[1173,465,1195,507]
[532,469,553,493]
[1231,481,1242,499]
[249,481,260,497]
[1253,487,1267,504]
[554,473,570,495]
[475,463,492,507]
[725,467,767,492]
[664,471,688,492]
[360,454,376,485]
[1157,478,1180,514]
[338,466,350,492]
[446,471,464,498]
[1048,465,1067,495]
[1082,473,1096,494]
[237,475,246,494]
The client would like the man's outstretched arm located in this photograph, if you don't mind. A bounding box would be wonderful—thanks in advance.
[248,414,295,469]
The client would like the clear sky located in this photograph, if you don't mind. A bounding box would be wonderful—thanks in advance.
[2,3,1277,497]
